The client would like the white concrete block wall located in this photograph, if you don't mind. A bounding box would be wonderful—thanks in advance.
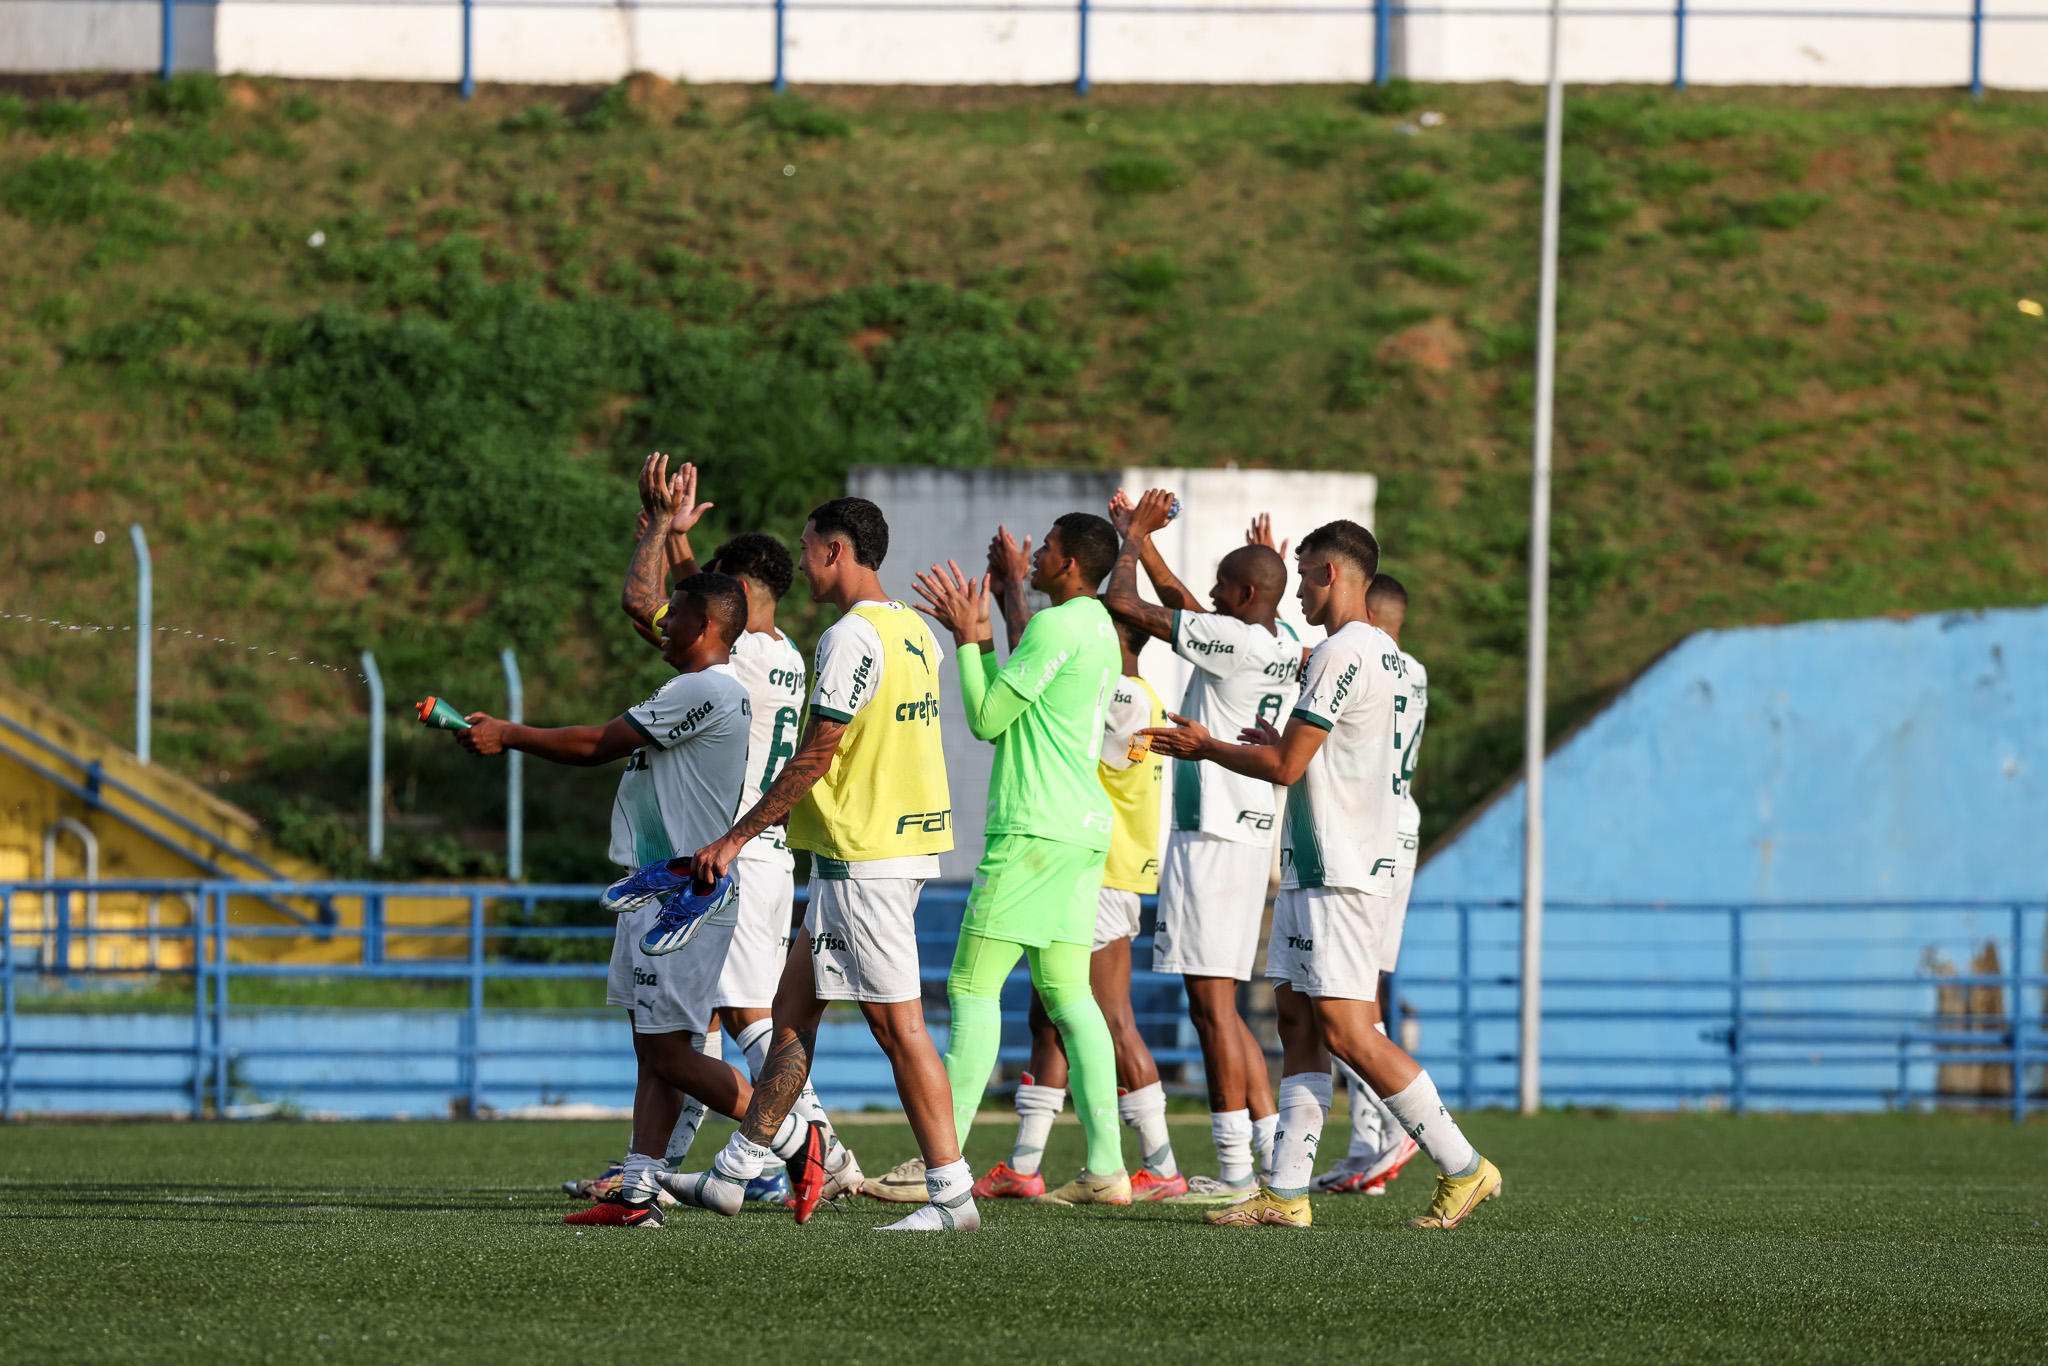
[2,0,2041,88]
[847,465,1374,880]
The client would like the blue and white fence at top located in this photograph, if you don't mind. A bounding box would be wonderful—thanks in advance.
[113,0,2048,99]
[1,879,2042,1121]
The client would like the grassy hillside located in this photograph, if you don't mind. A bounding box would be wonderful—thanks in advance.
[2,73,2044,882]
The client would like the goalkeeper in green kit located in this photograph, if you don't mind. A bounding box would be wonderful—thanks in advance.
[912,512,1133,1206]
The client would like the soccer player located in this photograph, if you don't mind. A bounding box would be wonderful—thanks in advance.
[1314,571,1426,1195]
[454,571,759,1229]
[910,514,1132,1206]
[668,497,979,1232]
[972,557,1187,1201]
[1103,488,1295,1196]
[616,455,864,1200]
[1142,519,1502,1230]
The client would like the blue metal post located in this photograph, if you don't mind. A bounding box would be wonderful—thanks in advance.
[1970,0,1984,100]
[1730,906,1746,1115]
[461,0,475,100]
[53,890,70,978]
[191,890,207,1119]
[1076,0,1090,96]
[501,649,523,881]
[1458,903,1473,1108]
[1374,0,1391,85]
[160,0,174,83]
[2012,904,2026,1124]
[773,0,787,93]
[214,890,229,1114]
[1673,0,1687,91]
[467,892,485,1118]
[365,893,384,966]
[2,892,14,1121]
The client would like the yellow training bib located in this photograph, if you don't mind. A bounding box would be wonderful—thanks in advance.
[1100,675,1165,894]
[787,604,954,862]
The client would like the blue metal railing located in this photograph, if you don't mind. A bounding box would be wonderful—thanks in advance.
[2,881,2042,1121]
[137,0,2048,100]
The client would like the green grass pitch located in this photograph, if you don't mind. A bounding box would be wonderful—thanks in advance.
[2,1112,2044,1364]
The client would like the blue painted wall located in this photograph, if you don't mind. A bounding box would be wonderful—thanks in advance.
[1417,605,2048,903]
[1398,606,2048,1111]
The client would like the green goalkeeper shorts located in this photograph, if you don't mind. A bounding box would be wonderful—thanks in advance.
[961,834,1107,949]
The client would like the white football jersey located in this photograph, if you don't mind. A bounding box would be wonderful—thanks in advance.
[730,629,807,868]
[1395,649,1428,841]
[607,664,751,870]
[1280,620,1404,894]
[1169,610,1302,845]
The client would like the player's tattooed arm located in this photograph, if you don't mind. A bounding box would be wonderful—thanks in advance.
[741,1026,819,1145]
[1104,492,1180,643]
[1120,487,1203,612]
[692,717,847,877]
[622,452,713,637]
[1141,712,1328,785]
[986,525,1034,652]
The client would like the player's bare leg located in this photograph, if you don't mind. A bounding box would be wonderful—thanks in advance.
[718,1000,859,1207]
[1313,996,1500,1229]
[1184,975,1271,1190]
[1091,939,1184,1195]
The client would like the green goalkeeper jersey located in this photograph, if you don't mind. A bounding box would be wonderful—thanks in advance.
[956,594,1122,852]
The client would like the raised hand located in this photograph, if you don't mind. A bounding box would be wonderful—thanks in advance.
[663,458,714,536]
[987,524,1032,591]
[1108,489,1137,537]
[1237,715,1282,747]
[1246,512,1289,559]
[911,559,993,647]
[1128,488,1177,539]
[1138,712,1212,759]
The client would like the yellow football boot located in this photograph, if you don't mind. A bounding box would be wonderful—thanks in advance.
[1031,1169,1133,1206]
[1203,1187,1311,1228]
[1405,1157,1502,1230]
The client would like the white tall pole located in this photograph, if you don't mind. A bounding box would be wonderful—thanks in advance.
[1521,0,1565,1119]
[500,648,523,881]
[361,651,385,862]
[128,525,151,764]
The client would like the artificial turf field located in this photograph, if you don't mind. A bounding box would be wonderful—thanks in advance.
[2,1112,2044,1364]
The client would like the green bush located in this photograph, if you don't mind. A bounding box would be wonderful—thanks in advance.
[750,94,852,140]
[1361,195,1487,243]
[1,153,115,224]
[0,93,25,131]
[280,93,323,125]
[1735,191,1828,230]
[1093,153,1179,195]
[1399,247,1477,286]
[576,82,642,134]
[29,99,96,137]
[143,73,227,123]
[1106,253,1185,312]
[501,103,562,135]
[1357,79,1422,116]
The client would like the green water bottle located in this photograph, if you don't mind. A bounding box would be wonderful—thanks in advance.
[415,696,472,731]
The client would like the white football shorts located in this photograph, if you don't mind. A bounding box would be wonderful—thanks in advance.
[804,876,925,1004]
[1151,830,1273,982]
[605,894,740,1035]
[1093,887,1143,951]
[717,858,796,1010]
[1266,886,1392,1001]
[1377,834,1420,971]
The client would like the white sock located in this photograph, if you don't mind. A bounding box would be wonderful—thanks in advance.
[766,1110,810,1163]
[876,1157,980,1231]
[1009,1079,1065,1177]
[737,1017,841,1149]
[1251,1112,1278,1175]
[1270,1072,1333,1197]
[1117,1083,1177,1177]
[1338,1058,1395,1158]
[1383,1070,1479,1178]
[713,1130,773,1183]
[621,1150,663,1204]
[664,1030,720,1164]
[1211,1108,1254,1185]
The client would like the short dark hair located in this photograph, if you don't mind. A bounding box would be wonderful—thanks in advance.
[1052,512,1120,586]
[807,497,888,570]
[1297,520,1380,581]
[1367,572,1408,613]
[676,571,747,647]
[708,533,794,602]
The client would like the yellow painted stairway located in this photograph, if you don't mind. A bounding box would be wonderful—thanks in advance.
[0,679,490,971]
